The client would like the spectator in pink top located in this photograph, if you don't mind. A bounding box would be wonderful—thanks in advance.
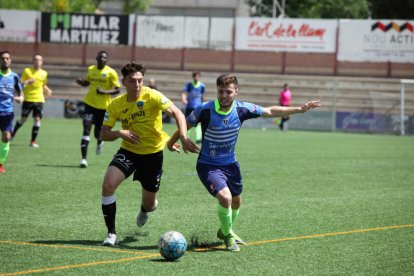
[278,83,292,130]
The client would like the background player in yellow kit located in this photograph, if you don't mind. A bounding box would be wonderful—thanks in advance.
[12,54,52,147]
[76,50,120,168]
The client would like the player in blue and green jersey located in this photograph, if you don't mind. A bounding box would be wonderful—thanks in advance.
[0,51,23,173]
[168,73,320,251]
[182,71,205,143]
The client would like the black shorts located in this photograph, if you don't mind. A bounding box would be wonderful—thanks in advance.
[109,148,163,193]
[83,103,106,127]
[21,102,44,118]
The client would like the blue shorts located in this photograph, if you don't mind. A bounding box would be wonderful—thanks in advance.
[196,162,243,197]
[0,112,14,133]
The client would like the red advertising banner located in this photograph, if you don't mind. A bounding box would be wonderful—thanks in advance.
[235,18,337,53]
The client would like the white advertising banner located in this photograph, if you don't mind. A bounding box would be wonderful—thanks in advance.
[136,16,184,48]
[338,20,414,63]
[209,17,233,50]
[184,17,209,48]
[235,18,337,53]
[0,9,38,42]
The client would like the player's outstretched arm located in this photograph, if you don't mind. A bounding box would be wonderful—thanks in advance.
[261,100,321,118]
[100,125,140,144]
[165,105,199,154]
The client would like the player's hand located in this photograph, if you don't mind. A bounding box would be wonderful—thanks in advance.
[300,100,321,112]
[14,95,23,104]
[120,130,140,144]
[44,87,52,99]
[27,78,35,84]
[167,142,181,154]
[180,136,200,154]
[76,78,88,87]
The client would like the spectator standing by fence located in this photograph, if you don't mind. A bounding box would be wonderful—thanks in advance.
[278,83,292,131]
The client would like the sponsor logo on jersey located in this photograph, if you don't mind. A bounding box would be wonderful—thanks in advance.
[137,100,144,110]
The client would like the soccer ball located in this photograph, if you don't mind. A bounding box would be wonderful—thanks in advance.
[158,231,187,261]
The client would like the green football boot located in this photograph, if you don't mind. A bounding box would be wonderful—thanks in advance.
[217,228,246,245]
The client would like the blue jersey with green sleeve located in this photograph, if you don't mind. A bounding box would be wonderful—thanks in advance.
[183,81,205,109]
[188,100,263,165]
[0,69,22,113]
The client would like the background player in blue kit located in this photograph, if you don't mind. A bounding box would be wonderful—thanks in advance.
[182,71,205,143]
[0,51,23,173]
[168,73,320,251]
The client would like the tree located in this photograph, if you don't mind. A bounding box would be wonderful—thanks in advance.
[0,0,95,13]
[0,0,152,13]
[246,0,371,19]
[123,0,152,13]
[369,0,414,19]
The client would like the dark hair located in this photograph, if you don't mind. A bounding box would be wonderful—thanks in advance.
[216,73,238,88]
[121,62,146,78]
[97,50,108,57]
[0,50,11,56]
[192,71,201,78]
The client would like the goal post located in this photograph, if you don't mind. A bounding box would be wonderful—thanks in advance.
[400,79,414,136]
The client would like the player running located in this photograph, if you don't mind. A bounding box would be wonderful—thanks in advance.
[76,50,120,168]
[99,62,198,246]
[167,73,320,251]
[0,51,23,173]
[12,54,52,147]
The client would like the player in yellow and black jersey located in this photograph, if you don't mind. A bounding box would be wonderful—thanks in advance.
[99,62,199,246]
[12,54,52,148]
[76,50,120,168]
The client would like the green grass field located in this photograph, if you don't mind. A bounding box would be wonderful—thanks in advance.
[1,119,413,275]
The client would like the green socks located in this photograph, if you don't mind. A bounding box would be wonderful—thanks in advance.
[0,142,10,164]
[232,208,239,225]
[217,204,232,236]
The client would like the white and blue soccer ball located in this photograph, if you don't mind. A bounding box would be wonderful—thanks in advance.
[158,231,187,261]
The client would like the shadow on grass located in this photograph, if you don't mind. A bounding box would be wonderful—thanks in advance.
[36,164,80,168]
[188,233,224,252]
[32,239,158,251]
[188,242,224,252]
[150,258,184,263]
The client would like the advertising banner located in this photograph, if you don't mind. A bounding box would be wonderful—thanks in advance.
[136,16,185,48]
[41,12,129,45]
[0,9,38,42]
[336,112,386,132]
[235,18,337,53]
[184,17,209,48]
[209,17,233,50]
[338,19,414,63]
